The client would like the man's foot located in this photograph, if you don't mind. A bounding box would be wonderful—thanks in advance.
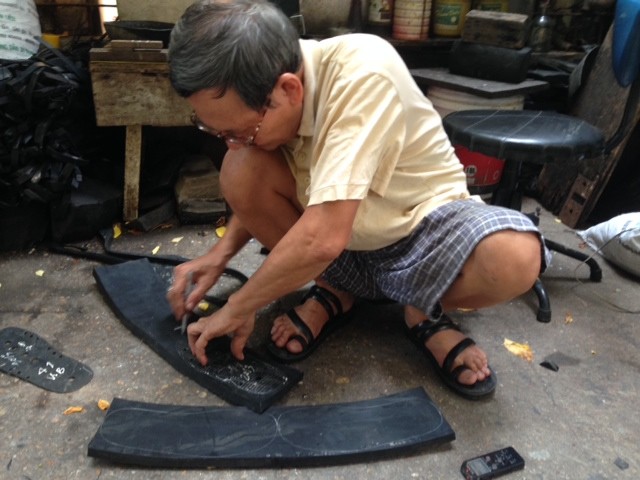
[267,282,354,362]
[405,306,496,399]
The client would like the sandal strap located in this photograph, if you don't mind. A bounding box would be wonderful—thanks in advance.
[285,308,313,347]
[409,315,460,344]
[283,285,345,349]
[305,285,343,319]
[442,337,476,375]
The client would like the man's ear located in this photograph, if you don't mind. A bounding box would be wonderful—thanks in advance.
[276,72,304,105]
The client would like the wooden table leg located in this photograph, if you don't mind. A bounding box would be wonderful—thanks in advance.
[123,125,142,221]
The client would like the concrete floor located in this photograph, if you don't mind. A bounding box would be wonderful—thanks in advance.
[1,197,639,480]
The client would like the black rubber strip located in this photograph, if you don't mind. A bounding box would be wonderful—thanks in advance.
[93,258,302,413]
[0,327,93,393]
[47,223,250,287]
[87,388,455,468]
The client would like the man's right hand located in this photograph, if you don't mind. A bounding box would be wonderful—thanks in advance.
[166,254,225,321]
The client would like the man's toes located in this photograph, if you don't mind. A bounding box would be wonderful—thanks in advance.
[272,333,286,348]
[466,360,491,382]
[272,327,294,348]
[452,347,491,384]
[468,355,487,374]
[271,322,288,345]
[461,346,488,368]
[270,320,285,336]
[457,368,480,386]
[270,316,306,353]
[285,338,303,354]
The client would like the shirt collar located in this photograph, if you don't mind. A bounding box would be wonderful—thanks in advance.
[297,38,320,138]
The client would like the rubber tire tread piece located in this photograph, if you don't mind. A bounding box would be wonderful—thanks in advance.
[87,387,455,468]
[0,327,93,393]
[92,258,302,413]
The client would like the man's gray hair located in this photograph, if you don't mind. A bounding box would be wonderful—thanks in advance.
[168,0,302,110]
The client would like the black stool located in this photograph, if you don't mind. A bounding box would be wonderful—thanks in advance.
[443,110,605,322]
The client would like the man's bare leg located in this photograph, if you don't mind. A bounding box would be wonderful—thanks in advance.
[405,229,542,385]
[220,147,303,249]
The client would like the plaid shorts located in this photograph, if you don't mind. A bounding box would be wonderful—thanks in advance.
[322,199,551,316]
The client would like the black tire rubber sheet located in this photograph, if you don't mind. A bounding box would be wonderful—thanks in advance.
[88,387,455,468]
[93,258,303,413]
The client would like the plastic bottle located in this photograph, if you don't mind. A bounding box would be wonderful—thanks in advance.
[529,2,554,52]
[348,0,364,32]
[367,0,394,35]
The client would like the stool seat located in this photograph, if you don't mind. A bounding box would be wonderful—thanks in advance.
[443,110,606,164]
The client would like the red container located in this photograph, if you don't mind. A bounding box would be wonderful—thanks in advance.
[454,145,505,195]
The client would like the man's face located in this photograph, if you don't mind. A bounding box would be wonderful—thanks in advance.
[187,77,303,151]
[188,88,268,150]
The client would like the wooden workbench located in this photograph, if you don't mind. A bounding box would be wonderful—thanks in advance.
[90,41,192,221]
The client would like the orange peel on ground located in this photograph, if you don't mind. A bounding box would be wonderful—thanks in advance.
[63,406,85,415]
[503,338,534,362]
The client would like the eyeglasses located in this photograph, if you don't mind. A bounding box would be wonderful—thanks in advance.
[190,112,263,146]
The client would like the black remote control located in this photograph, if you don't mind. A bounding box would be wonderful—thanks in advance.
[460,446,525,480]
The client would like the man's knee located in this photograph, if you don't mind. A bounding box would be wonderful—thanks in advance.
[219,147,294,211]
[476,230,543,293]
[219,148,261,200]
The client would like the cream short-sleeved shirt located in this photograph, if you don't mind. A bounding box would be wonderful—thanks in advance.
[281,34,471,251]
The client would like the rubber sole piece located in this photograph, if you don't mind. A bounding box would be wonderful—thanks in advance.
[0,327,93,393]
[87,387,455,468]
[93,258,303,413]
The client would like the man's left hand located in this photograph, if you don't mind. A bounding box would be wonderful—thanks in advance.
[187,304,256,364]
